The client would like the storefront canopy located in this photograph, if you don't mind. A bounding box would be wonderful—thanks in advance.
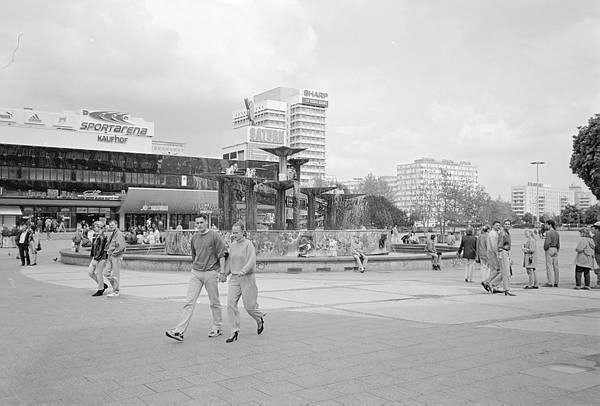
[0,206,23,216]
[119,187,218,213]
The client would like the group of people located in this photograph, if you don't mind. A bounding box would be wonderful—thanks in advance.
[448,219,600,295]
[164,214,266,343]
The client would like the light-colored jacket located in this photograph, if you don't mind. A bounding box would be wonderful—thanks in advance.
[106,229,126,257]
[522,236,537,269]
[575,237,595,269]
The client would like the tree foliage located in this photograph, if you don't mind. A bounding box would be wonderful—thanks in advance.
[521,212,534,226]
[357,173,394,201]
[363,195,410,229]
[570,114,600,199]
[560,204,582,225]
[583,203,600,224]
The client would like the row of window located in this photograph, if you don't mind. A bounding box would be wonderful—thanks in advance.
[0,166,217,190]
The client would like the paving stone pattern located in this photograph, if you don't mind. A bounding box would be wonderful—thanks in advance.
[1,239,599,405]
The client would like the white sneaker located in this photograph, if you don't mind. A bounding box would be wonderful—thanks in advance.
[107,291,120,297]
[208,328,222,338]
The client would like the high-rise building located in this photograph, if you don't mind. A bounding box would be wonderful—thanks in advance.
[395,158,478,212]
[231,87,328,184]
[511,183,575,217]
[569,184,598,211]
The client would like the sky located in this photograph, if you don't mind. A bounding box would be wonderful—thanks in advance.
[1,0,599,200]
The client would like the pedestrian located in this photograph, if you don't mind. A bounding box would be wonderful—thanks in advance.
[45,218,52,239]
[492,219,515,296]
[457,227,477,282]
[425,234,441,271]
[591,221,600,289]
[89,222,109,296]
[223,222,266,343]
[28,226,40,266]
[522,230,539,289]
[543,219,560,287]
[574,228,595,290]
[351,234,368,272]
[476,225,490,281]
[103,219,126,297]
[72,224,83,253]
[165,214,228,342]
[16,224,32,266]
[482,220,501,293]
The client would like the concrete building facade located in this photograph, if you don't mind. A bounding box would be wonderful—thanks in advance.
[511,183,575,217]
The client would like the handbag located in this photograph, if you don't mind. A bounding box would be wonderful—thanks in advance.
[36,241,42,251]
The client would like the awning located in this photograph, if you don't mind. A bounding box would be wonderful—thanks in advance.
[119,187,218,213]
[0,206,23,216]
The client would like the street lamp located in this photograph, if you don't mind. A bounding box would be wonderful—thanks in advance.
[530,161,545,226]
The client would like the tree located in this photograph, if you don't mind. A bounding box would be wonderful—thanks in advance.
[583,204,600,224]
[522,212,534,226]
[479,197,517,225]
[570,114,600,199]
[363,195,410,228]
[560,204,582,225]
[357,173,394,201]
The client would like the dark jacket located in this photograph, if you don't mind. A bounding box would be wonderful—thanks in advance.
[90,234,108,261]
[16,229,32,246]
[457,235,478,259]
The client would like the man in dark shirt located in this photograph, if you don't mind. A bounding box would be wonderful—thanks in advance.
[543,219,560,287]
[592,222,600,289]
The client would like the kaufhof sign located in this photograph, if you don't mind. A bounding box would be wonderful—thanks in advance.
[247,126,285,145]
[301,89,329,108]
[0,107,155,138]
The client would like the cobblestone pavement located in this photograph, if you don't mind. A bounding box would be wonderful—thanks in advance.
[1,239,599,405]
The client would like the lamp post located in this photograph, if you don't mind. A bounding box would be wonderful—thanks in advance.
[530,161,545,226]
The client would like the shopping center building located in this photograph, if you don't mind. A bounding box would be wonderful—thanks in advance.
[0,106,276,229]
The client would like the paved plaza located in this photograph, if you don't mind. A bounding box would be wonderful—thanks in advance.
[1,238,599,405]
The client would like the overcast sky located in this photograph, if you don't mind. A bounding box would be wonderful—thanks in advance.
[1,0,599,199]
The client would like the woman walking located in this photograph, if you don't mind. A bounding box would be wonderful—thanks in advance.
[574,228,595,290]
[223,222,266,343]
[522,230,539,289]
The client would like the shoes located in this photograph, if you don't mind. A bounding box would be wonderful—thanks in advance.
[492,289,503,294]
[542,283,553,287]
[359,267,365,273]
[504,291,516,296]
[481,282,490,293]
[165,330,184,342]
[208,328,222,338]
[581,286,591,290]
[92,289,104,296]
[532,286,539,289]
[107,291,119,297]
[257,317,265,335]
[31,263,37,266]
[524,285,532,289]
[225,331,239,343]
[573,286,581,290]
[465,278,469,282]
[553,284,558,287]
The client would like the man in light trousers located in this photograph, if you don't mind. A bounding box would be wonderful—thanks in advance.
[104,219,126,297]
[543,219,560,287]
[166,214,227,342]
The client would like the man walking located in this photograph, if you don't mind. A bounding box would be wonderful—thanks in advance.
[492,219,515,296]
[104,220,126,297]
[482,221,501,292]
[477,225,490,281]
[543,219,560,287]
[89,222,109,296]
[166,214,228,342]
